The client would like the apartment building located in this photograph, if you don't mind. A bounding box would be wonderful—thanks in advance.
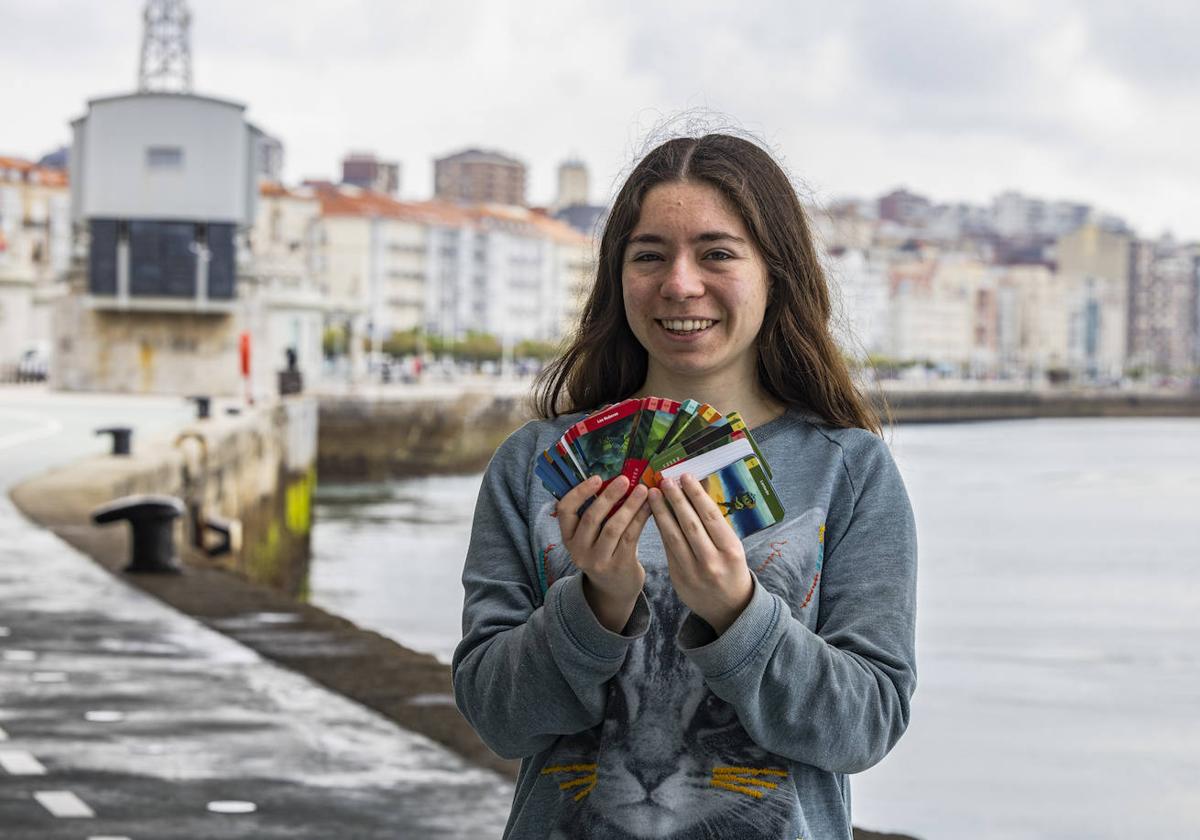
[424,203,591,344]
[1128,238,1199,374]
[0,156,70,367]
[1056,223,1133,380]
[243,182,327,386]
[995,264,1072,379]
[434,148,526,206]
[313,185,590,356]
[887,256,989,368]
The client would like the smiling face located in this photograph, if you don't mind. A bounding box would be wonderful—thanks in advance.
[622,181,770,402]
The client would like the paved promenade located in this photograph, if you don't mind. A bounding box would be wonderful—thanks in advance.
[0,387,512,838]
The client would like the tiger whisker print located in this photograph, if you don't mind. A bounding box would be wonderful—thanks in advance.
[710,766,788,799]
[542,763,598,802]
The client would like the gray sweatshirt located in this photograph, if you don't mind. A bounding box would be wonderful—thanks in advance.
[452,408,918,840]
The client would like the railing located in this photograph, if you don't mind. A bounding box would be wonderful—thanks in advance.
[0,363,47,384]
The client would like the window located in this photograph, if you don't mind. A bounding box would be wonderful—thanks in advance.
[146,146,184,169]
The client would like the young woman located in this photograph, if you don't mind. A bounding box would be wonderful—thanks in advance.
[453,134,917,840]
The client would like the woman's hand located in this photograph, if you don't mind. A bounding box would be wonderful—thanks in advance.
[648,474,753,636]
[557,475,652,633]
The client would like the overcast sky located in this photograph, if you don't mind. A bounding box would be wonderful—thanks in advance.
[4,0,1197,239]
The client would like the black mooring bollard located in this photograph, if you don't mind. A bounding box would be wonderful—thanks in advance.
[95,427,133,456]
[187,395,211,420]
[91,495,186,574]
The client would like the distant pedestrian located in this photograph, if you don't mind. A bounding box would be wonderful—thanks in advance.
[453,133,918,839]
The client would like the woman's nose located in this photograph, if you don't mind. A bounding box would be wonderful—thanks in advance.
[659,256,705,300]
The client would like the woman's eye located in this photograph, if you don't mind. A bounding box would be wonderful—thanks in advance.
[632,253,662,262]
[705,250,733,261]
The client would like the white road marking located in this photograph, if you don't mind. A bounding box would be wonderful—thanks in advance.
[31,671,68,683]
[0,409,63,451]
[85,710,125,723]
[0,750,48,775]
[0,725,8,741]
[0,626,11,636]
[2,649,37,662]
[34,790,95,818]
[248,611,301,624]
[206,800,257,814]
[88,836,133,840]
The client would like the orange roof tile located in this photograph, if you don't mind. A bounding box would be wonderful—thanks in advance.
[0,156,69,187]
[259,181,317,201]
[0,155,36,172]
[310,185,589,245]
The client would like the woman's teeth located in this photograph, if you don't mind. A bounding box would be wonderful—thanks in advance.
[659,319,715,332]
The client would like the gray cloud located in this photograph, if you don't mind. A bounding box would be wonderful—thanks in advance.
[1,0,1196,237]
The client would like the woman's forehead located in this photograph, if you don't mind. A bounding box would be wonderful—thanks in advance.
[631,182,747,238]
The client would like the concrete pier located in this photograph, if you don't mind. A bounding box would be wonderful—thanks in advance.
[0,386,514,837]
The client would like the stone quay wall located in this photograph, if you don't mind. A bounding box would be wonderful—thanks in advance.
[317,387,1200,482]
[878,387,1200,423]
[317,391,530,481]
[12,397,318,597]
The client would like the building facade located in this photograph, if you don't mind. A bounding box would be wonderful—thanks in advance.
[1128,237,1199,375]
[554,158,589,210]
[434,148,526,206]
[1056,223,1133,380]
[55,90,307,397]
[0,157,71,370]
[341,151,400,197]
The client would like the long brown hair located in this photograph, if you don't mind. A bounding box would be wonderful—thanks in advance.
[533,133,887,436]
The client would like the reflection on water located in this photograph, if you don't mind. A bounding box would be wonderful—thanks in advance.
[311,474,481,664]
[310,418,1200,840]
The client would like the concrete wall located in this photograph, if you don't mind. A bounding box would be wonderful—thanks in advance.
[12,397,318,597]
[316,388,1200,482]
[317,391,530,481]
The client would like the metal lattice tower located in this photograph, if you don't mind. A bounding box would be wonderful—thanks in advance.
[138,0,193,93]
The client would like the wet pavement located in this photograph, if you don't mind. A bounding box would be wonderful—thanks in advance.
[0,386,513,838]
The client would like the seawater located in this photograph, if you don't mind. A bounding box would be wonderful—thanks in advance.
[310,417,1200,839]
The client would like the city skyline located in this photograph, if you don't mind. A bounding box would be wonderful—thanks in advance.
[2,0,1198,240]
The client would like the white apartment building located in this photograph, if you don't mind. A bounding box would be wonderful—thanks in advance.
[995,264,1072,380]
[424,204,591,346]
[313,186,591,362]
[824,247,891,358]
[314,187,442,350]
[886,256,987,368]
[243,182,327,391]
[0,157,71,369]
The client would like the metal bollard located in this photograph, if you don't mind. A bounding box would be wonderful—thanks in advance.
[91,495,186,574]
[95,427,133,456]
[187,395,211,420]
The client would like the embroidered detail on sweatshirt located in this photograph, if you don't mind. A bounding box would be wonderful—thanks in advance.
[800,524,825,609]
[538,542,558,595]
[710,765,788,799]
[542,762,597,801]
[754,540,789,574]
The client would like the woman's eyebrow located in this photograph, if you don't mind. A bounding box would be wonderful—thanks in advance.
[626,231,746,246]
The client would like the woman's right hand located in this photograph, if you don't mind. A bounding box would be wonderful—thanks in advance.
[556,475,652,633]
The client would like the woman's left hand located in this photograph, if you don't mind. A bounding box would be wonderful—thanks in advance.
[648,474,754,636]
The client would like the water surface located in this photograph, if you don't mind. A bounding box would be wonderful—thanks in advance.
[311,418,1200,839]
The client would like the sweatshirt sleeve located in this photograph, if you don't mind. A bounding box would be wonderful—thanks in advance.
[676,432,917,774]
[451,423,651,760]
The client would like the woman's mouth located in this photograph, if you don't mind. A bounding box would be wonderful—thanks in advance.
[657,318,717,335]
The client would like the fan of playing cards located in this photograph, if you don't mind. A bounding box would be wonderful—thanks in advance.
[535,397,785,541]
